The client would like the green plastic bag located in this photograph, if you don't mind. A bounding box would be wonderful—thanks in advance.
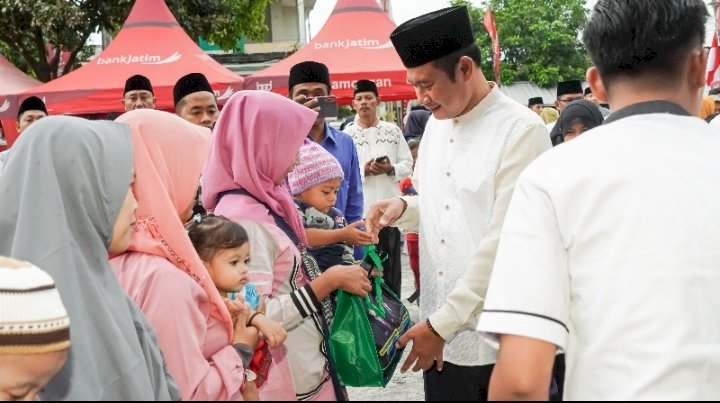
[329,246,413,387]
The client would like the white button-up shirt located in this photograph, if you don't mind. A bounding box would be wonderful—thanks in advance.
[397,85,550,365]
[344,120,413,214]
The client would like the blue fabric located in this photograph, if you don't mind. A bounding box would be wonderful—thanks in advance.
[313,124,364,225]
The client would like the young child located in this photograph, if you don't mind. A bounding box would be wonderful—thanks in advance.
[0,256,70,401]
[186,214,287,389]
[287,140,372,271]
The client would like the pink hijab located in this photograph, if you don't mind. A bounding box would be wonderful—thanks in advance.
[202,90,317,246]
[116,109,233,340]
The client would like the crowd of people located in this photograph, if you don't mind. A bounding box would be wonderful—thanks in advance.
[1,0,719,401]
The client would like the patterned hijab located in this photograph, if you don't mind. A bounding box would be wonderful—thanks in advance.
[0,116,177,400]
[201,90,317,245]
[115,109,232,340]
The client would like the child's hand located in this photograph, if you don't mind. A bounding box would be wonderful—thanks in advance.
[225,299,260,347]
[251,314,287,347]
[256,295,267,314]
[241,377,259,401]
[341,221,373,245]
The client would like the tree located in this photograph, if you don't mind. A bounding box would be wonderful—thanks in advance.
[452,0,590,87]
[0,0,273,82]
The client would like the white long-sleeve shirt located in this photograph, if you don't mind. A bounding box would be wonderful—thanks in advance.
[344,120,413,215]
[395,84,551,366]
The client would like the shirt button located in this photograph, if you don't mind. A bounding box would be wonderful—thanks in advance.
[450,138,454,144]
[446,172,450,177]
[440,239,445,244]
[453,118,459,124]
[438,271,443,277]
[445,205,449,210]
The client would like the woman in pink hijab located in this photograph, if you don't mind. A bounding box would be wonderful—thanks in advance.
[110,109,259,400]
[202,91,371,401]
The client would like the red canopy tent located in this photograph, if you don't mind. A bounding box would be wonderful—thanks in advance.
[244,0,415,104]
[0,0,243,147]
[0,54,41,149]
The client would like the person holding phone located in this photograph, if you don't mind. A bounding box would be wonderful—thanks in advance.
[344,79,413,296]
[288,61,366,259]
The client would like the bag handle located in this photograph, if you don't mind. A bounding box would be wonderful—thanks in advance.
[363,245,387,318]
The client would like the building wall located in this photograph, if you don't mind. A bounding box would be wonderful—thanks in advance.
[246,0,315,53]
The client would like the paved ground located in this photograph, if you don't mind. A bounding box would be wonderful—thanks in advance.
[347,247,424,401]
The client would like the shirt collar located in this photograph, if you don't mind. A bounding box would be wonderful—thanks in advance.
[603,101,691,124]
[451,82,502,125]
[309,124,338,146]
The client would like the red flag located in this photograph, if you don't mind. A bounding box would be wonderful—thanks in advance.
[708,3,720,88]
[483,8,501,84]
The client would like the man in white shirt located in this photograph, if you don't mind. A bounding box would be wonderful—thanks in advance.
[364,6,550,400]
[477,0,720,400]
[344,79,413,295]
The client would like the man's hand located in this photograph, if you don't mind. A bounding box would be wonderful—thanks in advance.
[374,158,393,175]
[395,320,445,373]
[340,220,373,245]
[364,197,406,240]
[293,94,320,114]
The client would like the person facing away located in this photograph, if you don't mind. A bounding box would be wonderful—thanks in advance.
[186,213,288,399]
[122,74,156,112]
[0,96,48,173]
[364,6,551,401]
[554,99,605,143]
[108,109,259,400]
[288,61,365,248]
[0,115,179,400]
[528,97,544,115]
[287,140,369,272]
[344,79,413,296]
[477,0,720,400]
[201,90,372,401]
[0,256,70,401]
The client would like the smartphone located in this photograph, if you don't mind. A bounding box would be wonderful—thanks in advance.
[315,95,338,118]
[375,156,388,163]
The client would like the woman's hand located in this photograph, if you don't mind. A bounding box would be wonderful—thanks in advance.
[225,299,260,347]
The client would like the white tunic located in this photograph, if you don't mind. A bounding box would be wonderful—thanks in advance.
[396,85,550,365]
[477,109,720,399]
[344,120,413,215]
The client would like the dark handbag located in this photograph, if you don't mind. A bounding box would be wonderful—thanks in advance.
[329,246,413,387]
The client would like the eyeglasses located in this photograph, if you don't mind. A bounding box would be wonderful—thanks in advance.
[557,96,583,103]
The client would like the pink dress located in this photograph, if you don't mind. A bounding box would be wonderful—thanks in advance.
[111,252,245,400]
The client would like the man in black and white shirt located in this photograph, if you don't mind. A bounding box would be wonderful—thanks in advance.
[477,0,720,399]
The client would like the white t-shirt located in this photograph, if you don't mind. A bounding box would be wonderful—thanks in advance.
[477,106,720,400]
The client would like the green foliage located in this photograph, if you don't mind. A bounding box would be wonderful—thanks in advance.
[0,0,273,82]
[451,0,590,87]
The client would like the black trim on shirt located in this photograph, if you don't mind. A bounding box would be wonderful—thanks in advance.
[483,309,570,333]
[603,100,691,124]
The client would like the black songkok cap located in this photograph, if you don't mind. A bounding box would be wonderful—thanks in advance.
[584,87,592,96]
[288,61,331,93]
[390,6,474,68]
[556,80,583,97]
[354,79,378,96]
[528,97,544,107]
[124,74,154,95]
[17,96,47,118]
[173,73,213,106]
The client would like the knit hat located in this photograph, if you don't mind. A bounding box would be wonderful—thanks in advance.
[0,256,70,354]
[288,141,344,196]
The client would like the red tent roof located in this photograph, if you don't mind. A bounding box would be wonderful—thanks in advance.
[0,0,243,119]
[243,0,415,104]
[0,54,41,96]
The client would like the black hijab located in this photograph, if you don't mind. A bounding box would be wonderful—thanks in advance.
[552,100,605,145]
